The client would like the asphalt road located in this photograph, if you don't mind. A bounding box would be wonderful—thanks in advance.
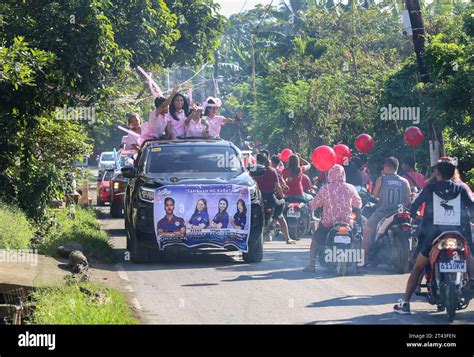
[94,202,474,325]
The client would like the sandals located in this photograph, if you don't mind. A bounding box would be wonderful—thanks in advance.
[286,238,297,244]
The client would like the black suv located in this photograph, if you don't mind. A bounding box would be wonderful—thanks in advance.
[122,139,264,264]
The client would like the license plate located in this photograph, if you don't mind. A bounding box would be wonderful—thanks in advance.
[334,235,351,244]
[287,208,300,218]
[439,260,466,273]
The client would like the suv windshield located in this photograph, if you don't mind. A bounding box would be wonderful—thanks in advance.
[101,153,114,161]
[146,145,243,174]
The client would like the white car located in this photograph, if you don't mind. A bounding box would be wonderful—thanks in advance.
[98,151,115,174]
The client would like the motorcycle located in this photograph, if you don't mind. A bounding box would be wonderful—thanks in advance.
[283,196,312,241]
[317,221,362,276]
[416,231,473,322]
[262,201,281,241]
[361,191,413,273]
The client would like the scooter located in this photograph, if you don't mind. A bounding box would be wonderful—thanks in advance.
[416,231,473,322]
[283,197,311,241]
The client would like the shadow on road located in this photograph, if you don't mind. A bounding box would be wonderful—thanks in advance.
[306,293,424,308]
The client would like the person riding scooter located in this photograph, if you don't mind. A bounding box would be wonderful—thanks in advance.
[393,159,474,314]
[303,164,362,272]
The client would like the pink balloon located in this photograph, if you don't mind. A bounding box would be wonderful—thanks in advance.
[333,144,352,165]
[404,126,424,147]
[311,146,336,172]
[355,134,374,153]
[280,148,293,163]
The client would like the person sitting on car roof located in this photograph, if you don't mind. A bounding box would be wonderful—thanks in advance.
[203,97,243,139]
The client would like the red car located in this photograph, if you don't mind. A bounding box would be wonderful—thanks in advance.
[109,150,135,218]
[97,170,113,206]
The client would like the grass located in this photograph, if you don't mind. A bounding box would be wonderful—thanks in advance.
[28,279,139,324]
[39,206,115,262]
[0,202,33,249]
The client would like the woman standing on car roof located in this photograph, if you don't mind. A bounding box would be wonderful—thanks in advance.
[203,97,243,139]
[141,84,178,141]
[185,103,210,138]
[166,92,190,139]
[188,199,210,229]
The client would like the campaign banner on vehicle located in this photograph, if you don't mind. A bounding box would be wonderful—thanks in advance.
[154,185,251,251]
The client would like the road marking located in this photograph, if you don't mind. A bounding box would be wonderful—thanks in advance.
[115,263,130,282]
[115,263,143,311]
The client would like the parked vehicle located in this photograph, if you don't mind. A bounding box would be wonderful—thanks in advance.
[97,170,113,206]
[98,151,115,175]
[109,150,135,218]
[416,231,473,322]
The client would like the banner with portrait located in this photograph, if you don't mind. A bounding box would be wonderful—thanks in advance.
[153,185,251,251]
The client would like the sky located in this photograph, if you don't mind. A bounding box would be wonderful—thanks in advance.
[215,0,276,18]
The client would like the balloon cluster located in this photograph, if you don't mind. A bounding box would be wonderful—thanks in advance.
[279,127,424,173]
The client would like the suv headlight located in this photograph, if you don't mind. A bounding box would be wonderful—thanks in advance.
[139,187,155,203]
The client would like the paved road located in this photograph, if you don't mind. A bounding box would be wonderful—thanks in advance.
[94,204,474,325]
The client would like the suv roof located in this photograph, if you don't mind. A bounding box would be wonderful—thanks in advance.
[142,138,232,149]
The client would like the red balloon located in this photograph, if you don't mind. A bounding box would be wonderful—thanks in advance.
[311,146,336,172]
[333,144,352,165]
[280,148,293,163]
[404,126,424,147]
[355,134,374,153]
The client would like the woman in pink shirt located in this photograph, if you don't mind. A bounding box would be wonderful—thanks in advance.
[203,97,243,138]
[141,84,178,144]
[166,93,189,139]
[185,104,210,138]
[303,164,362,272]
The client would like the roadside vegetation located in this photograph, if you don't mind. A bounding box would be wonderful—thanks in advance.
[28,278,138,325]
[38,207,115,263]
[0,202,33,249]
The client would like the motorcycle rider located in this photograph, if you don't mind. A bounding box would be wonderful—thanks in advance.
[253,153,297,244]
[362,157,411,266]
[393,159,474,314]
[401,156,426,191]
[303,164,362,272]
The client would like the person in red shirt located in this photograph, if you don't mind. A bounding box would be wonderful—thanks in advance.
[282,155,312,201]
[253,154,297,244]
[402,156,426,191]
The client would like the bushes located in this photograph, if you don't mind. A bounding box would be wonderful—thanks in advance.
[39,207,115,262]
[0,202,33,249]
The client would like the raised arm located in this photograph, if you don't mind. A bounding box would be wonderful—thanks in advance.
[223,112,243,124]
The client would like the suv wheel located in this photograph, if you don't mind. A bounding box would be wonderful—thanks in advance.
[243,227,263,263]
[111,200,124,218]
[129,227,151,264]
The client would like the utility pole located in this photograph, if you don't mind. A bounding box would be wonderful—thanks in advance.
[405,0,443,163]
[213,51,219,97]
[250,34,257,107]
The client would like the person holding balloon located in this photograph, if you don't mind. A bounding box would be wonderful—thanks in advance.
[303,163,362,272]
[282,154,313,202]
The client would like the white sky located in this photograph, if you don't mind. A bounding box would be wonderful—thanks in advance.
[215,0,276,18]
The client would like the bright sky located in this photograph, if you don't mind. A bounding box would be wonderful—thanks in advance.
[215,0,276,18]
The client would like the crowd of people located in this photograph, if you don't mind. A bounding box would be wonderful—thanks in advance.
[249,146,473,316]
[119,86,473,317]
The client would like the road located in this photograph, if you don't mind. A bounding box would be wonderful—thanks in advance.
[94,203,474,325]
